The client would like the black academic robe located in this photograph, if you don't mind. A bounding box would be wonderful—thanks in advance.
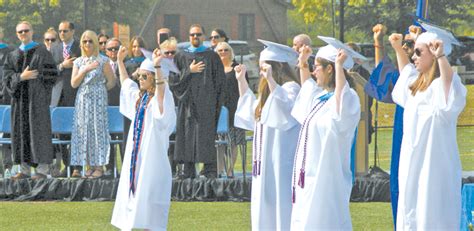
[0,45,14,104]
[170,49,225,163]
[3,44,57,164]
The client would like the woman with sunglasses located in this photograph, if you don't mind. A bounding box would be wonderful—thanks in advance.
[215,42,247,178]
[234,40,300,230]
[210,28,229,49]
[390,27,466,229]
[43,27,58,52]
[111,45,176,231]
[69,30,116,178]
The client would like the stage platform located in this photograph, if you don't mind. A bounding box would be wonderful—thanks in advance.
[1,167,473,202]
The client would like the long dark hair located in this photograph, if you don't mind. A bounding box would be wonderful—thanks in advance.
[316,57,355,89]
[212,28,229,42]
[255,61,299,121]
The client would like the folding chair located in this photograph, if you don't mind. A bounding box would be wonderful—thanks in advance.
[0,106,11,145]
[50,107,75,178]
[215,106,232,178]
[108,106,124,178]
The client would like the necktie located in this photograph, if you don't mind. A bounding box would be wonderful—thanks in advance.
[63,44,70,59]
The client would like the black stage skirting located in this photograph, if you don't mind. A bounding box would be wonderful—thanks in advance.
[1,167,473,202]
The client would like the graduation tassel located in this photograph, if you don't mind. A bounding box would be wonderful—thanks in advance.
[253,160,258,176]
[257,161,261,175]
[298,169,305,188]
[292,186,296,203]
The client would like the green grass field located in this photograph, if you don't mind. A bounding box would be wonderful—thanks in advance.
[0,201,393,230]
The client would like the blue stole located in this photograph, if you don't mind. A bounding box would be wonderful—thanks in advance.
[128,56,145,64]
[0,43,7,49]
[186,45,207,53]
[19,41,39,52]
[129,92,150,196]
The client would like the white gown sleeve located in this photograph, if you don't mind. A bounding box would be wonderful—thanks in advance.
[432,73,467,122]
[234,88,258,130]
[291,78,323,124]
[150,83,177,136]
[260,81,300,131]
[119,78,140,120]
[328,81,361,134]
[392,63,418,108]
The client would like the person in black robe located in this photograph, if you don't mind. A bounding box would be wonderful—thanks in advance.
[3,21,57,180]
[0,28,14,176]
[170,24,224,178]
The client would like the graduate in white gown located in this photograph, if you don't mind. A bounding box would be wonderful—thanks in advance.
[234,39,300,231]
[390,22,466,230]
[111,46,176,231]
[290,37,361,230]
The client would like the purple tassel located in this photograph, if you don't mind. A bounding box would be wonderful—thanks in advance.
[298,169,305,188]
[292,186,296,203]
[253,161,257,176]
[257,161,261,175]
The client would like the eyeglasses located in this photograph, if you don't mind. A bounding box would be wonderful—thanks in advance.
[414,48,422,57]
[107,46,119,52]
[137,74,149,80]
[210,35,220,40]
[82,39,93,44]
[163,51,176,55]
[189,33,203,37]
[17,29,30,34]
[99,41,107,46]
[59,29,70,34]
[402,40,415,48]
[217,49,229,52]
[44,38,56,42]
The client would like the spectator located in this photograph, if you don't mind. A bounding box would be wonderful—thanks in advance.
[43,27,58,52]
[170,24,224,179]
[98,33,109,56]
[215,41,246,178]
[0,26,13,178]
[292,34,315,73]
[210,28,229,49]
[69,30,116,178]
[3,21,57,180]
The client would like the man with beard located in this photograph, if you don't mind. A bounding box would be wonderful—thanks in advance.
[170,24,224,178]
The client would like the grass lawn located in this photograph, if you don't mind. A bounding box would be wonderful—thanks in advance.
[0,201,393,230]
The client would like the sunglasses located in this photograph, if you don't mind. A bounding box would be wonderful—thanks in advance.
[163,51,176,55]
[189,33,203,37]
[217,49,229,52]
[82,39,93,44]
[107,47,119,52]
[210,35,220,40]
[17,29,30,34]
[137,74,150,80]
[44,38,56,42]
[59,29,70,34]
[402,40,415,48]
[99,41,107,46]
[414,48,422,57]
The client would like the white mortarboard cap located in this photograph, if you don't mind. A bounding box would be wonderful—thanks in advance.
[317,36,367,61]
[258,39,299,67]
[315,36,363,70]
[139,58,155,73]
[417,21,462,56]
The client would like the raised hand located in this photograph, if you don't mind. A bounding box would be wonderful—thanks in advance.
[117,46,128,62]
[373,24,387,43]
[152,48,163,67]
[298,45,312,63]
[388,33,403,50]
[259,63,272,80]
[234,64,247,81]
[20,66,38,80]
[428,39,445,58]
[335,49,348,66]
[408,25,422,41]
[190,59,205,73]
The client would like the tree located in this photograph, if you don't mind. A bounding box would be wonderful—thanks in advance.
[0,0,155,44]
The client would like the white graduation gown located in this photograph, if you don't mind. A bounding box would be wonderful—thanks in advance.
[392,64,466,230]
[111,79,176,231]
[290,78,360,230]
[235,82,300,231]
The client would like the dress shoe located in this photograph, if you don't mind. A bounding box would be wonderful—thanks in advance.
[31,173,47,180]
[11,172,30,180]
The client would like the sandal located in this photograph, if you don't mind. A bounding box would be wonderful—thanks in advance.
[89,168,103,179]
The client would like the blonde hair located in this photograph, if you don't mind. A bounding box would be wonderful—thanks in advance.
[409,58,439,96]
[215,42,234,61]
[80,30,99,57]
[160,37,177,50]
[44,27,58,39]
[16,21,33,31]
